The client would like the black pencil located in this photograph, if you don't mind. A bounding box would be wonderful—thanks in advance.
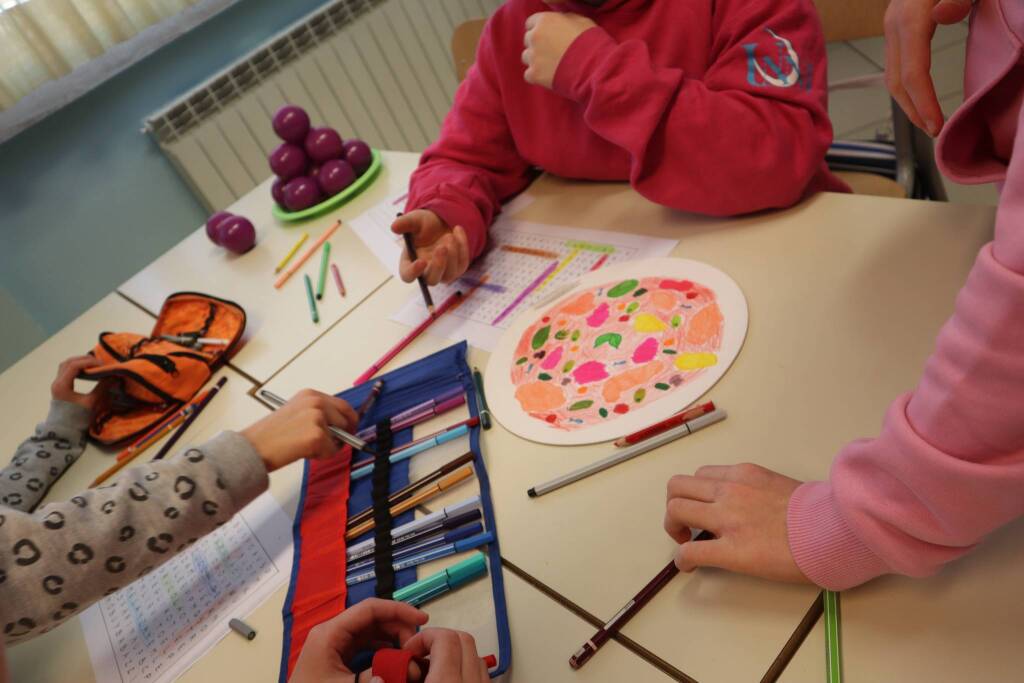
[151,376,227,461]
[400,225,435,315]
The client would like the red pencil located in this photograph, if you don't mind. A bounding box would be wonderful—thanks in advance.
[613,401,716,447]
[569,530,714,670]
[353,290,463,385]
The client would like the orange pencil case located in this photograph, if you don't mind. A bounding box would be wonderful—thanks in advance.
[80,292,246,446]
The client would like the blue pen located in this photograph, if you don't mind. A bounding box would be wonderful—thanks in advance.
[346,531,495,586]
[347,506,482,562]
[351,424,469,480]
[346,522,484,576]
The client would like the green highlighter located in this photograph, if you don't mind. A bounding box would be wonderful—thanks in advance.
[394,552,488,607]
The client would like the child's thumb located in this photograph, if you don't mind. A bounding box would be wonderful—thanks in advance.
[933,0,971,24]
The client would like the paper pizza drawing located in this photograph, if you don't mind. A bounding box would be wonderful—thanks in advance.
[486,258,747,445]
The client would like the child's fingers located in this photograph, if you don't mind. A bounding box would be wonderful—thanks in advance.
[884,32,928,133]
[933,0,972,24]
[898,27,943,135]
[452,226,470,281]
[424,245,450,286]
[665,498,717,543]
[674,537,729,573]
[665,474,718,503]
[399,255,427,284]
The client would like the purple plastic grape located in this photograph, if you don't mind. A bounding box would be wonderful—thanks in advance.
[205,211,233,245]
[317,159,356,196]
[272,105,310,144]
[219,216,256,254]
[283,176,322,211]
[343,139,372,175]
[271,177,287,207]
[304,127,344,164]
[269,143,308,181]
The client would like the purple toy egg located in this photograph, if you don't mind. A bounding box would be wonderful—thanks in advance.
[304,127,344,164]
[205,211,233,245]
[317,159,356,196]
[269,143,308,181]
[272,105,311,144]
[219,216,256,254]
[283,176,322,211]
[271,177,287,207]
[343,139,372,175]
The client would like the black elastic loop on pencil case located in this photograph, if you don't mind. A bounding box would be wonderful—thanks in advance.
[372,420,396,598]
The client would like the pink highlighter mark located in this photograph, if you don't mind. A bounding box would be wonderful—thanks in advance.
[586,302,610,328]
[632,337,659,364]
[541,346,563,371]
[573,361,609,384]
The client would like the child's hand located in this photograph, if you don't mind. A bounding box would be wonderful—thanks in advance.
[403,628,491,682]
[289,599,428,683]
[392,210,471,286]
[663,463,810,583]
[523,12,597,89]
[242,389,358,472]
[51,355,104,412]
[884,0,972,136]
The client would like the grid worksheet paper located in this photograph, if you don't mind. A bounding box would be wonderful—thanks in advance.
[81,492,292,683]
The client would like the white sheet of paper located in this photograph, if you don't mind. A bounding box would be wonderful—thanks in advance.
[484,258,748,445]
[390,220,678,351]
[349,191,409,278]
[81,492,293,683]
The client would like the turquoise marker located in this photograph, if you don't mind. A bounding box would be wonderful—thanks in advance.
[351,424,469,480]
[394,552,488,607]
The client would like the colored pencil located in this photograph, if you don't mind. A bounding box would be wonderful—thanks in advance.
[259,389,369,452]
[274,220,339,289]
[401,229,435,314]
[356,379,384,419]
[115,392,208,462]
[614,401,716,447]
[350,418,478,471]
[761,594,825,683]
[824,590,843,683]
[347,451,474,529]
[331,263,347,297]
[346,466,475,539]
[528,410,727,498]
[471,366,492,430]
[569,531,714,670]
[275,232,309,273]
[150,376,228,462]
[350,424,471,480]
[353,290,463,385]
[316,242,331,300]
[304,274,319,323]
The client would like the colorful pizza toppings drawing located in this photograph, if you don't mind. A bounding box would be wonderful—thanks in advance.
[510,277,723,430]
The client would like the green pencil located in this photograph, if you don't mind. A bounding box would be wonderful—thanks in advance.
[824,590,842,683]
[316,242,331,300]
[472,366,492,430]
[304,274,319,323]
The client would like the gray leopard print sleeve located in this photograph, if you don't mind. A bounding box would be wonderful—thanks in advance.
[0,401,91,512]
[0,430,268,644]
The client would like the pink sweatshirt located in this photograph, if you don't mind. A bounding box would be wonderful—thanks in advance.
[789,0,1024,590]
[407,0,847,259]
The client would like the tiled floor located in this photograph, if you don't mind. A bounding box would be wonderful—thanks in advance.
[827,21,1000,207]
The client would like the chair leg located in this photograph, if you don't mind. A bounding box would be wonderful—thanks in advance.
[911,125,949,201]
[891,98,917,197]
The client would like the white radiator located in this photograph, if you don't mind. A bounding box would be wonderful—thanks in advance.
[145,0,503,211]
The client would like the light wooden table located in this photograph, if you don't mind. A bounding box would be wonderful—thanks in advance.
[118,151,417,383]
[261,175,998,682]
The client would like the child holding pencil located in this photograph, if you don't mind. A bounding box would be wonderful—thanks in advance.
[394,0,848,286]
[664,0,1024,589]
[0,356,357,646]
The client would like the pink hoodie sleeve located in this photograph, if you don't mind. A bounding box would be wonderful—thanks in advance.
[550,0,840,216]
[787,100,1024,589]
[405,15,533,260]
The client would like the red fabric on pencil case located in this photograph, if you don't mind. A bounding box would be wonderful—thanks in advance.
[283,446,352,679]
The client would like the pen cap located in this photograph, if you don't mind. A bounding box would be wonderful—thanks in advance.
[686,409,727,431]
[445,495,482,518]
[447,552,488,585]
[454,531,494,553]
[447,523,484,543]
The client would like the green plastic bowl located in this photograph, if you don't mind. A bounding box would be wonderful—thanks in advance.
[272,149,383,222]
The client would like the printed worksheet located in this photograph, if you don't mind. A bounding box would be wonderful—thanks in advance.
[349,191,409,278]
[392,220,678,350]
[81,492,292,683]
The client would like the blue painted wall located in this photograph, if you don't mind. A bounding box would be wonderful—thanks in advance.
[0,0,329,371]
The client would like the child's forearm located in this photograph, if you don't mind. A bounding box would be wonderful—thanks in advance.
[0,431,268,644]
[0,401,91,513]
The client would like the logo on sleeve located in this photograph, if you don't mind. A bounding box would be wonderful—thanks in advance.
[743,29,813,90]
